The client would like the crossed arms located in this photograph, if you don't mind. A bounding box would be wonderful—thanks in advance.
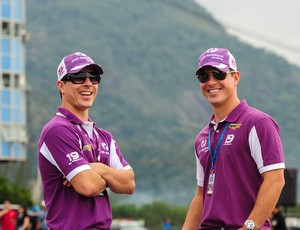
[66,163,135,197]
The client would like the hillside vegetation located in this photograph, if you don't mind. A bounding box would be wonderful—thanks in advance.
[22,0,300,204]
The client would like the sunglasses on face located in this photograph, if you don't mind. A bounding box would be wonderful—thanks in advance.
[62,72,101,84]
[197,71,236,83]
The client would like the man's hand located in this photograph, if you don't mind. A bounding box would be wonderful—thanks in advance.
[63,177,72,187]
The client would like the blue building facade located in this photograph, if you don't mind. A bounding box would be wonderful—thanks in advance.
[0,0,28,161]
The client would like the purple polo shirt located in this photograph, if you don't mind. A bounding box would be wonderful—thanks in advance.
[194,100,285,230]
[38,107,132,230]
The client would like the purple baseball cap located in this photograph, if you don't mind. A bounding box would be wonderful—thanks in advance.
[195,48,237,75]
[57,52,104,81]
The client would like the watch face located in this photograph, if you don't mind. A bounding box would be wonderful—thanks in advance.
[245,220,255,229]
[246,222,253,227]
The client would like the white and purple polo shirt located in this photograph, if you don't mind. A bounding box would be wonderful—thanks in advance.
[38,107,132,230]
[194,100,285,229]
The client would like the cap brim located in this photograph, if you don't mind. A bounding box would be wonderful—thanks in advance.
[89,64,104,74]
[195,62,229,75]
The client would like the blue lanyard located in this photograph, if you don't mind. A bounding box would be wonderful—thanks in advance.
[208,122,229,169]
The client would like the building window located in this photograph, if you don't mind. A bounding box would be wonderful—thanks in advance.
[14,75,20,88]
[2,21,10,35]
[2,56,11,70]
[3,74,10,87]
[1,89,10,104]
[2,107,11,122]
[1,74,22,88]
[2,38,11,52]
[1,1,11,18]
[14,23,19,36]
[2,38,11,70]
[1,142,10,157]
[14,0,23,21]
[14,143,22,158]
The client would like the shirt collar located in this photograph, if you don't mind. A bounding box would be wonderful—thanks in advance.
[56,106,94,125]
[209,100,248,124]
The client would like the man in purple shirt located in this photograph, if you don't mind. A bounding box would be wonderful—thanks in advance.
[182,48,285,230]
[38,52,135,229]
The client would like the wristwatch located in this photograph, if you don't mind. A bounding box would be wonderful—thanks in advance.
[244,220,258,230]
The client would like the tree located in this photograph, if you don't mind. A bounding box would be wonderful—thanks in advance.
[0,176,32,206]
[112,201,188,228]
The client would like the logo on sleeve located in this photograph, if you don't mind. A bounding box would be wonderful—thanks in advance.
[102,142,109,151]
[201,139,207,148]
[66,151,83,165]
[198,138,209,155]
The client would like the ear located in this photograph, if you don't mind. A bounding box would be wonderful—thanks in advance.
[234,71,240,86]
[56,81,65,94]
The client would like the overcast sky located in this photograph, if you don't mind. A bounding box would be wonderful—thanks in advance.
[195,0,300,67]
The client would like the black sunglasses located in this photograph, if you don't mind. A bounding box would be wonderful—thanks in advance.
[62,72,101,85]
[197,71,236,83]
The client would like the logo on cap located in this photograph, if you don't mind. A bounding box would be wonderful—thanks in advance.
[196,47,237,74]
[58,66,64,77]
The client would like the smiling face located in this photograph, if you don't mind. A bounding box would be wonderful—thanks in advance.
[199,66,240,110]
[57,66,99,121]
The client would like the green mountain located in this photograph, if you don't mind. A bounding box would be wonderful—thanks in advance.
[23,0,300,204]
